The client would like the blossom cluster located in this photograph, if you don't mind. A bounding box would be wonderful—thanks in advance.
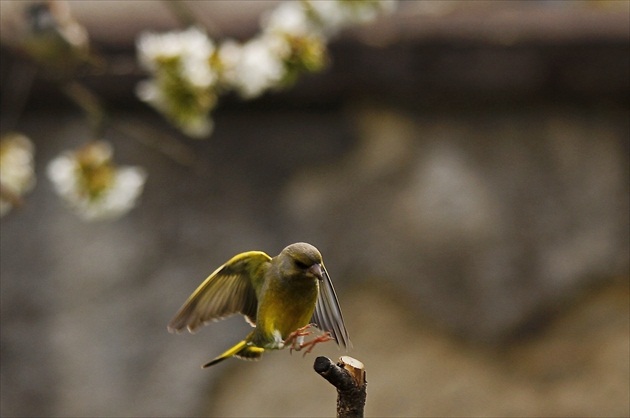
[136,26,218,138]
[0,133,36,217]
[136,0,396,138]
[47,141,147,221]
[4,1,394,222]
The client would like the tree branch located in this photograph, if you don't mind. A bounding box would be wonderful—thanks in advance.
[314,356,367,418]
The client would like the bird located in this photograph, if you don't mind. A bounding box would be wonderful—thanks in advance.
[168,242,350,368]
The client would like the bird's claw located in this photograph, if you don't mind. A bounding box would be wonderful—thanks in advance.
[296,332,333,357]
[285,324,333,356]
[285,323,315,353]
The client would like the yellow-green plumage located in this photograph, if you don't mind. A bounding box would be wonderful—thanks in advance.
[168,242,350,368]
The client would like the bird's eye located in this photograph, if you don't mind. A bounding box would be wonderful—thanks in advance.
[294,260,308,269]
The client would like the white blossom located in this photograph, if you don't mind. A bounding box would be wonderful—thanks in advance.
[230,34,288,99]
[307,0,397,37]
[136,26,217,137]
[47,141,147,221]
[179,115,214,139]
[137,25,217,88]
[135,79,162,107]
[137,26,216,86]
[215,39,243,85]
[0,133,36,216]
[263,1,314,37]
[135,79,215,138]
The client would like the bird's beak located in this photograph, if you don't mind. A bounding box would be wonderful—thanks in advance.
[308,263,324,281]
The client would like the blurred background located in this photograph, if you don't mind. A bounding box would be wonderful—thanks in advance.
[1,1,628,416]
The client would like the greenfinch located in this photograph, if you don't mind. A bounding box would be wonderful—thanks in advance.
[168,242,350,368]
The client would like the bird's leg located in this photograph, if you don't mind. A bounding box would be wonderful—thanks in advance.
[298,332,333,357]
[285,323,315,353]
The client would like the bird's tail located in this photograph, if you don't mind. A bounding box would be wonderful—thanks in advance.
[202,340,265,368]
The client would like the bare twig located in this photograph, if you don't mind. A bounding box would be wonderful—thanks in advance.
[162,0,221,38]
[314,356,367,418]
[112,119,209,175]
[61,81,107,138]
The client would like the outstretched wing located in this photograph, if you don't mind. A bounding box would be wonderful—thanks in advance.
[167,251,271,334]
[311,264,351,349]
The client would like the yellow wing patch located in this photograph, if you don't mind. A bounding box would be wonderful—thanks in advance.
[167,251,271,333]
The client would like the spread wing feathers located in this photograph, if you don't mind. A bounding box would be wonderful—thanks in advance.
[311,265,351,349]
[167,251,271,334]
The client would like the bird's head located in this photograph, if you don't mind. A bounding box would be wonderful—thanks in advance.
[280,242,326,282]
